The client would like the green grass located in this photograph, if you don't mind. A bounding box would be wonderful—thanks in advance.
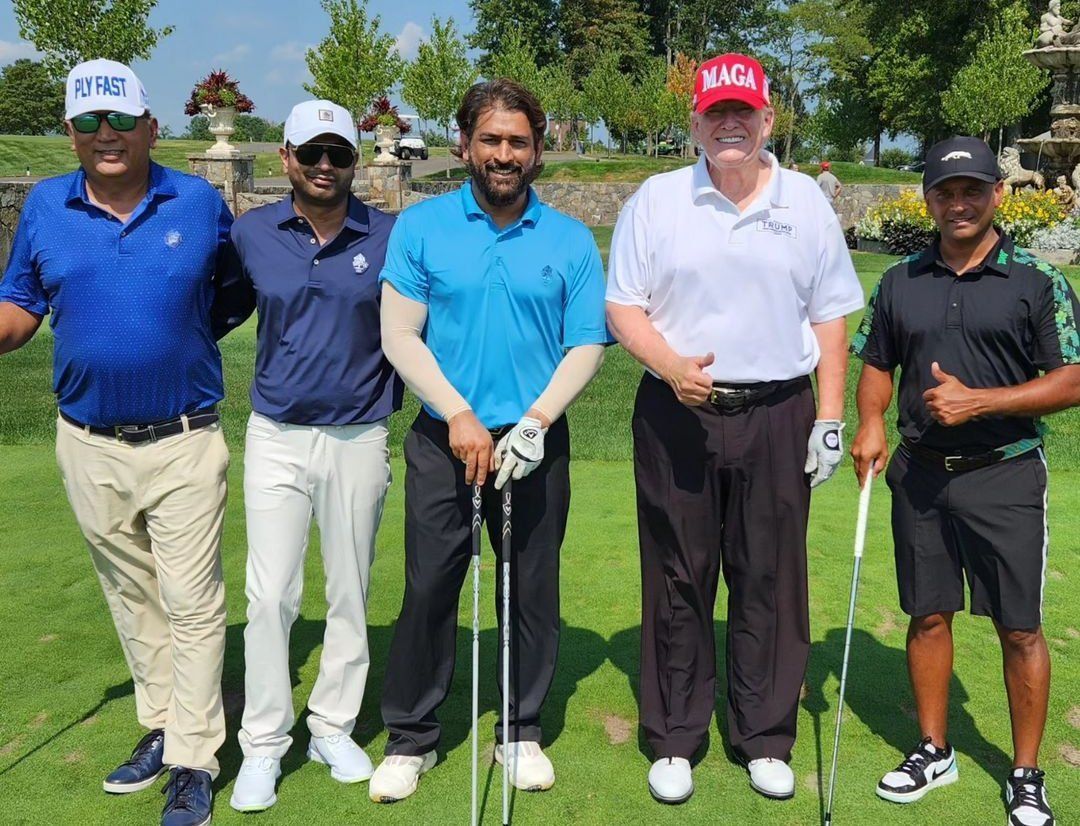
[1,242,1078,823]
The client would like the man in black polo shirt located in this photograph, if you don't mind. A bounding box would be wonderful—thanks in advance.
[851,136,1080,826]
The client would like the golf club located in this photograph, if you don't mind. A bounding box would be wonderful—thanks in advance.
[824,462,875,826]
[501,481,512,826]
[471,482,483,826]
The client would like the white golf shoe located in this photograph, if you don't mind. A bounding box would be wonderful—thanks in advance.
[229,756,281,812]
[748,757,795,799]
[494,741,555,791]
[368,751,437,803]
[648,757,693,804]
[307,734,374,783]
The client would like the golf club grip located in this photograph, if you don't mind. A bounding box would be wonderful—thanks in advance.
[502,481,511,825]
[472,483,482,557]
[471,484,481,826]
[853,463,875,559]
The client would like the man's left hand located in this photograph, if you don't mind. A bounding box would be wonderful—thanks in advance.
[923,362,984,426]
[494,416,547,490]
[805,419,844,488]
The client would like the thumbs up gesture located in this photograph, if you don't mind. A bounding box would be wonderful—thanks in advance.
[922,361,984,426]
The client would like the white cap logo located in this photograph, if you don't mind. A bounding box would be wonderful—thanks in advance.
[318,109,334,122]
[941,151,973,162]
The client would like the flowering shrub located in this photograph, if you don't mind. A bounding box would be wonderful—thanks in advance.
[1027,217,1080,250]
[996,189,1067,247]
[358,97,411,134]
[184,70,254,115]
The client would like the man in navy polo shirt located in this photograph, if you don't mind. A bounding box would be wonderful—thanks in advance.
[216,99,402,812]
[0,59,232,826]
[368,79,607,804]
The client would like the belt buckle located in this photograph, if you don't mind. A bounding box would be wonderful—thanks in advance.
[944,455,961,472]
[710,387,749,411]
[115,425,147,444]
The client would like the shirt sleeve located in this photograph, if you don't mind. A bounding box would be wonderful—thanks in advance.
[605,194,650,308]
[378,211,429,304]
[808,216,864,323]
[0,194,49,316]
[849,274,897,370]
[562,231,612,348]
[211,208,256,340]
[1031,265,1080,371]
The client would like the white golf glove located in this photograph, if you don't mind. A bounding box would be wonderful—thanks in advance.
[805,419,844,488]
[494,416,546,490]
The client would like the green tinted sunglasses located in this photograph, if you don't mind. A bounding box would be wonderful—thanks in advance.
[70,112,145,133]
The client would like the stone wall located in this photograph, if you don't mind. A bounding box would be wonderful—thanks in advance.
[833,183,922,230]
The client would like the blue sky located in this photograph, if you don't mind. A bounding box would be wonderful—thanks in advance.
[0,0,474,133]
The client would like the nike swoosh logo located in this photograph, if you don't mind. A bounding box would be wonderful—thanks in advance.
[930,761,953,780]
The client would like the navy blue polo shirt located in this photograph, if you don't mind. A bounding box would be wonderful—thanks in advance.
[0,163,232,427]
[223,194,402,425]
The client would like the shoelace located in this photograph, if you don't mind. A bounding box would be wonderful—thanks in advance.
[896,740,937,777]
[162,769,198,811]
[1010,770,1046,810]
[119,730,163,768]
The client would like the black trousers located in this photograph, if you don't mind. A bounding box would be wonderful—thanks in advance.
[633,373,814,762]
[382,410,570,755]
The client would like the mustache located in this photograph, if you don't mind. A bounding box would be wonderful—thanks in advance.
[483,162,524,175]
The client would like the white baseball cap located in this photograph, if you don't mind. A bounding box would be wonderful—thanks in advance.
[65,58,149,119]
[284,100,357,149]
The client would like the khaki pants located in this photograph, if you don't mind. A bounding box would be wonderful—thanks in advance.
[55,416,229,776]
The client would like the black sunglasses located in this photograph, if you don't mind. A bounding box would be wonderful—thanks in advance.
[70,112,146,133]
[291,143,356,169]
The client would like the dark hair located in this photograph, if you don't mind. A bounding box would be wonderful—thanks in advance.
[451,78,547,158]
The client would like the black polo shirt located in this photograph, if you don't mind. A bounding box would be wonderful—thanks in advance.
[851,233,1080,451]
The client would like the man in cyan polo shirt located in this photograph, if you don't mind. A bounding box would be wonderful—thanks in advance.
[0,59,232,826]
[851,136,1080,826]
[368,79,607,804]
[216,99,402,812]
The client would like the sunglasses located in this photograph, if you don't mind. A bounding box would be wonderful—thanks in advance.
[291,143,356,169]
[70,112,145,133]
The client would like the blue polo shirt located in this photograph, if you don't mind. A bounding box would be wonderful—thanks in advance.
[222,194,403,425]
[379,184,609,428]
[0,163,231,427]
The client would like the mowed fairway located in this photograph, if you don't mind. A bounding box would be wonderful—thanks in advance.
[0,245,1078,825]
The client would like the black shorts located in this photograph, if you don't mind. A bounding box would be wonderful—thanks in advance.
[885,445,1048,630]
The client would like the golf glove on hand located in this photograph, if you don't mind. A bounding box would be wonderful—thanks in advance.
[494,416,546,490]
[805,419,844,488]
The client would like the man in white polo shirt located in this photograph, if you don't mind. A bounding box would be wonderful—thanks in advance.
[606,52,863,805]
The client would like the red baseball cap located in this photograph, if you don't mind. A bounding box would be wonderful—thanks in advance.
[692,53,770,113]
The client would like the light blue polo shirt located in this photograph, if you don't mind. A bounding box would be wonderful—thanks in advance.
[379,184,608,428]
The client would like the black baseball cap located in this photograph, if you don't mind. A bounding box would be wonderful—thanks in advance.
[922,136,1001,192]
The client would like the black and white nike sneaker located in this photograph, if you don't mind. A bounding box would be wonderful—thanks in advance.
[876,737,958,803]
[1005,767,1055,826]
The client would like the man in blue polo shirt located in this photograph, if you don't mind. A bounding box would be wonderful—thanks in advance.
[214,99,402,812]
[368,79,607,804]
[0,59,231,826]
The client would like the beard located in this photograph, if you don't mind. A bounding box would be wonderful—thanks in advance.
[466,157,542,206]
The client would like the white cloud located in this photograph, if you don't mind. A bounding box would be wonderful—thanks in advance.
[270,41,309,62]
[0,40,41,63]
[210,43,251,65]
[393,22,424,61]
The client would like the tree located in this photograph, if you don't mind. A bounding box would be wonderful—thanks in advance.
[484,27,543,93]
[582,51,640,152]
[0,60,64,135]
[13,0,174,76]
[468,0,560,72]
[941,2,1047,143]
[560,0,652,80]
[640,0,769,62]
[539,59,585,149]
[401,16,477,178]
[305,0,404,127]
[182,116,212,141]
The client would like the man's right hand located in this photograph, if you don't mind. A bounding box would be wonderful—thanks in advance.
[850,420,889,486]
[448,410,494,485]
[662,352,715,406]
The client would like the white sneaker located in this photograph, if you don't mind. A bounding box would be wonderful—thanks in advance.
[748,757,795,799]
[229,756,281,812]
[307,734,374,783]
[494,741,555,791]
[876,737,957,804]
[648,757,693,804]
[368,751,437,803]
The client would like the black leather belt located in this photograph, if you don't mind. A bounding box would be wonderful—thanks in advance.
[901,438,1040,473]
[708,378,803,412]
[60,407,219,444]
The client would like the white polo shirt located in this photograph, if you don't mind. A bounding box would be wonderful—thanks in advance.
[606,151,863,382]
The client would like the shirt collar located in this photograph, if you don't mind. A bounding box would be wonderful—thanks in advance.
[274,193,370,235]
[460,181,542,228]
[690,150,786,209]
[915,230,1012,277]
[65,161,177,207]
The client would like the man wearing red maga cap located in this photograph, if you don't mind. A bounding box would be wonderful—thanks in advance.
[606,53,863,804]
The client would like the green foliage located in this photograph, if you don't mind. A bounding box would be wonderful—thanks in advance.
[560,0,652,80]
[12,0,174,76]
[941,2,1047,137]
[641,0,768,60]
[0,60,64,135]
[232,115,284,143]
[582,51,640,151]
[181,116,212,142]
[468,0,560,72]
[304,0,403,119]
[483,26,543,93]
[878,146,915,169]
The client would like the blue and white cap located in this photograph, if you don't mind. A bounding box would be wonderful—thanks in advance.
[284,99,357,149]
[65,58,150,119]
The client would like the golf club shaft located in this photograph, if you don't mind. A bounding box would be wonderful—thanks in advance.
[471,484,482,826]
[502,481,512,825]
[825,466,875,826]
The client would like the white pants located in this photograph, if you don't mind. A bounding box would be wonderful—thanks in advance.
[238,411,390,757]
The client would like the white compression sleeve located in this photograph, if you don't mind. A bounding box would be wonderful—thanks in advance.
[380,283,472,421]
[530,344,605,424]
